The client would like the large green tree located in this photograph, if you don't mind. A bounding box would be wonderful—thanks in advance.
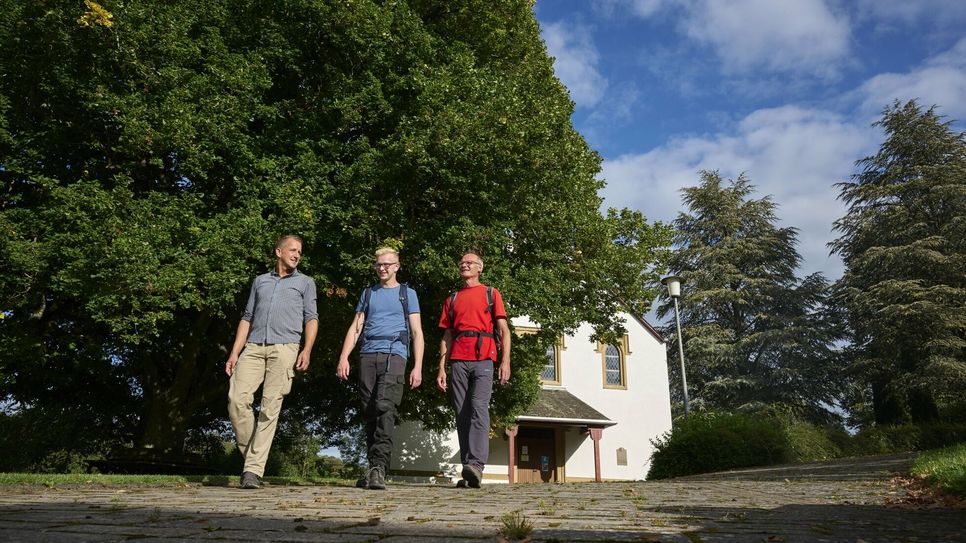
[658,171,841,421]
[0,0,669,466]
[830,100,965,426]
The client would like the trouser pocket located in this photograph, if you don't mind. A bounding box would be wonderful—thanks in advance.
[279,343,299,396]
[380,355,406,407]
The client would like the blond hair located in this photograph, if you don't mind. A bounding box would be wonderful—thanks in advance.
[375,247,399,260]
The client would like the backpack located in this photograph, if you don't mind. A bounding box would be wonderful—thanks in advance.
[358,283,411,356]
[447,286,502,360]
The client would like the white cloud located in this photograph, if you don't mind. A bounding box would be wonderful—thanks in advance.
[582,83,642,146]
[680,0,851,77]
[630,0,673,17]
[541,21,608,108]
[611,0,852,77]
[601,106,878,279]
[592,0,673,19]
[856,38,966,119]
[856,0,966,29]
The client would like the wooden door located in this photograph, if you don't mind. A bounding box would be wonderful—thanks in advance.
[516,428,556,483]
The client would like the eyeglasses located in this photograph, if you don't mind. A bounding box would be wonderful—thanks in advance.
[375,262,398,269]
[458,260,481,267]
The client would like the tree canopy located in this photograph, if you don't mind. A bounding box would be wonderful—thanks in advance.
[658,171,841,422]
[830,100,966,426]
[0,0,670,468]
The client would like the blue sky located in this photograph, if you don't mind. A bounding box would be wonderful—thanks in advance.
[532,0,966,282]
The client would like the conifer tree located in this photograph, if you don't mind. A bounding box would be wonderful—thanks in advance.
[659,171,840,421]
[830,100,966,425]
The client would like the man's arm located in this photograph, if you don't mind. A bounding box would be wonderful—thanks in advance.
[436,329,452,391]
[296,319,318,371]
[225,319,251,377]
[408,313,424,388]
[336,313,365,380]
[496,318,511,384]
[296,278,319,372]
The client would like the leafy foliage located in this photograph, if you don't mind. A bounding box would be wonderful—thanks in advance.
[658,171,841,422]
[831,100,966,426]
[848,422,966,455]
[647,412,791,479]
[0,0,669,464]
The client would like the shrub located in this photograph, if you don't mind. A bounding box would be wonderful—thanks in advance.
[784,421,845,463]
[849,422,966,455]
[647,412,791,479]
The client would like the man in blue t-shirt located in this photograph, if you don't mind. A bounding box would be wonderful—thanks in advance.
[336,247,424,490]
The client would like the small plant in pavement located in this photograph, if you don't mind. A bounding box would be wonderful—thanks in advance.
[498,511,534,540]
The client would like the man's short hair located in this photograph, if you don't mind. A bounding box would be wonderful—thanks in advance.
[374,247,399,260]
[275,235,303,250]
[462,249,483,265]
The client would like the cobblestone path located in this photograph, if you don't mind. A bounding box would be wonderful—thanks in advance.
[0,453,961,542]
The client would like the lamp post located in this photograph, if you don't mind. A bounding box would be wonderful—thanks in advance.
[661,275,690,416]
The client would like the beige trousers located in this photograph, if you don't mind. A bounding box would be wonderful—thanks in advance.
[227,343,298,477]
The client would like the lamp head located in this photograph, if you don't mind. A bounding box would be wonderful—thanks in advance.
[661,275,683,298]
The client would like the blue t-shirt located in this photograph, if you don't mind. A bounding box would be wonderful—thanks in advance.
[355,284,420,358]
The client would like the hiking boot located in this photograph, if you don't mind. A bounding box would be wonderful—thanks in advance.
[461,464,482,488]
[240,471,261,489]
[355,474,369,489]
[455,479,469,488]
[367,466,386,490]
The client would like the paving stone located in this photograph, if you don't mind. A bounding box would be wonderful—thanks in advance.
[1,454,962,542]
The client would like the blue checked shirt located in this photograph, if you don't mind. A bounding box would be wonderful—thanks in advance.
[241,269,318,344]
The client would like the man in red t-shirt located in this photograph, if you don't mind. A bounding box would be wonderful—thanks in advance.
[437,250,511,488]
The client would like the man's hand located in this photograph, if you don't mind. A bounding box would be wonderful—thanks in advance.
[336,358,350,380]
[296,349,311,371]
[409,368,422,388]
[497,361,511,385]
[225,354,238,377]
[436,368,447,392]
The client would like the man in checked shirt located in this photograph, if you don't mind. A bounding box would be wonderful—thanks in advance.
[225,235,318,489]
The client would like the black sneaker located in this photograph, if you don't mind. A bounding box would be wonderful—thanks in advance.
[240,471,260,489]
[455,479,469,488]
[461,464,482,488]
[367,466,386,490]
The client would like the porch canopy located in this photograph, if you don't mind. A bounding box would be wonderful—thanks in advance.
[506,388,615,482]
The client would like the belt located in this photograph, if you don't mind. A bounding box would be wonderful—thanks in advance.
[454,330,494,360]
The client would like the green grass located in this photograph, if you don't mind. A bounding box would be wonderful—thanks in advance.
[0,473,351,487]
[909,443,966,497]
[497,511,534,541]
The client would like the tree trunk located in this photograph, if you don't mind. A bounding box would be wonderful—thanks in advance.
[907,386,940,423]
[135,309,216,460]
[872,380,906,425]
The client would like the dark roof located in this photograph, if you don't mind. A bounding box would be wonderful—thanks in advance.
[517,388,616,426]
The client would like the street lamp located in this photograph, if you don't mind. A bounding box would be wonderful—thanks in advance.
[661,275,690,416]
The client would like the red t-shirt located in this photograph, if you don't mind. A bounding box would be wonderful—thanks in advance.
[438,284,507,361]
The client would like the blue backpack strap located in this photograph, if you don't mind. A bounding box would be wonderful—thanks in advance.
[399,283,411,351]
[357,285,373,345]
[363,285,373,317]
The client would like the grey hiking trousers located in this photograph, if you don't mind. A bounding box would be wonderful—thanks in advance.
[449,359,494,469]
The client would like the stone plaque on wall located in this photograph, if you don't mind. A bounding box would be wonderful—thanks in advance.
[616,447,627,466]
